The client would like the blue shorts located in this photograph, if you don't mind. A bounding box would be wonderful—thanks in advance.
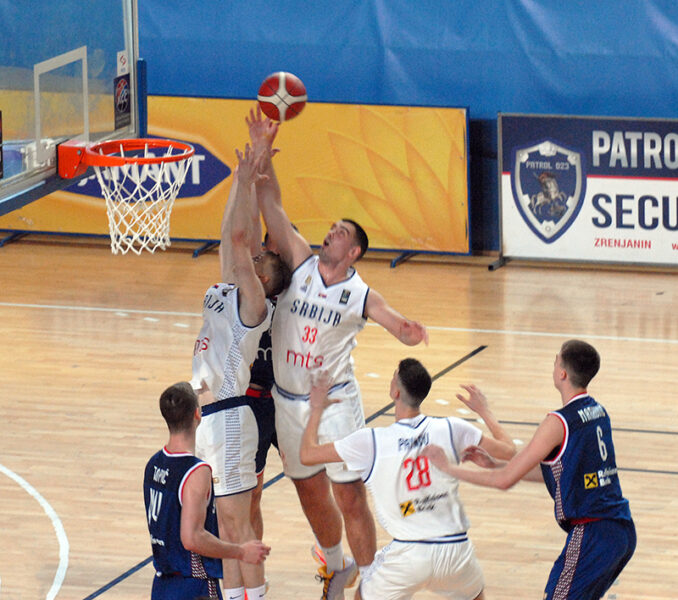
[247,388,278,474]
[151,572,223,600]
[544,518,636,599]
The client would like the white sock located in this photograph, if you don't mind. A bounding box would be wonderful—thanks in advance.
[246,583,268,598]
[223,586,245,600]
[321,542,344,573]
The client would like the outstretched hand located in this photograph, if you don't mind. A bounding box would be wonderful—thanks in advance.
[246,105,279,156]
[400,320,429,346]
[234,143,268,185]
[240,539,271,564]
[456,384,489,415]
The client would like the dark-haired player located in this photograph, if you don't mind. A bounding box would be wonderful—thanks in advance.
[143,382,269,600]
[424,340,636,600]
[190,144,290,600]
[300,358,516,599]
[247,106,429,599]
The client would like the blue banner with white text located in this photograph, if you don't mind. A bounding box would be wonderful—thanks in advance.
[500,114,678,266]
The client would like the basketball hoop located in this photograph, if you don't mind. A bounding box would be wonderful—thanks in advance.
[58,138,194,255]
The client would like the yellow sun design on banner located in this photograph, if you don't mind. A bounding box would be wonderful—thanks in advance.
[289,104,469,253]
[0,97,469,255]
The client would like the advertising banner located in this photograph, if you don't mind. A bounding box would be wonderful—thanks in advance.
[500,114,678,266]
[0,97,470,255]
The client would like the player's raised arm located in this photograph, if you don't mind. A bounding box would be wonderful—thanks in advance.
[423,413,564,490]
[456,384,516,460]
[364,288,429,346]
[246,105,312,270]
[218,167,240,283]
[228,144,269,327]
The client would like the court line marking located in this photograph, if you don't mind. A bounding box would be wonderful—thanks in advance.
[0,303,665,594]
[0,302,677,345]
[0,463,69,600]
[365,345,488,424]
[82,347,488,599]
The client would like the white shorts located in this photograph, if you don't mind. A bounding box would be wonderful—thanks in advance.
[272,379,365,482]
[360,538,484,600]
[195,397,259,496]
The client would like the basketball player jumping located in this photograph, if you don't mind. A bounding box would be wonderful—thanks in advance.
[247,105,428,599]
[190,144,290,600]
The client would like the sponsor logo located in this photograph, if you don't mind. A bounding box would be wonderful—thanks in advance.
[511,139,586,243]
[66,138,231,199]
[114,74,131,129]
[400,500,416,517]
[584,472,598,489]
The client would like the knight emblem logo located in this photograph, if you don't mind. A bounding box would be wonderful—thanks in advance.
[511,140,586,243]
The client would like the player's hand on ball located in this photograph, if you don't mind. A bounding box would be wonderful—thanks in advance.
[247,105,279,152]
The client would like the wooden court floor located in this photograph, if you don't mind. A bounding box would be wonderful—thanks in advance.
[0,238,676,599]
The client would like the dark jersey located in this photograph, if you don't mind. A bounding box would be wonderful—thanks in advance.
[248,296,276,391]
[248,326,274,391]
[143,448,222,578]
[540,394,632,531]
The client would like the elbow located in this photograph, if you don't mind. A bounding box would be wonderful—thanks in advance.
[299,446,319,467]
[299,447,311,466]
[495,472,518,491]
[500,442,518,461]
[180,532,200,553]
[230,228,248,247]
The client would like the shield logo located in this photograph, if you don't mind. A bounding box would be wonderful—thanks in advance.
[511,140,586,243]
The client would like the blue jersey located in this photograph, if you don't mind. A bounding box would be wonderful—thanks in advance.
[540,394,632,531]
[249,324,274,391]
[249,296,277,391]
[143,448,222,579]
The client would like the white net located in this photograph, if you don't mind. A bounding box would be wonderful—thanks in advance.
[93,144,192,255]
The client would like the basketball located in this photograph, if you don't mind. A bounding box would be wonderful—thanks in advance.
[257,72,307,122]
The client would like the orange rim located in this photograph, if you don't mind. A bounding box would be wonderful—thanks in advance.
[84,138,195,167]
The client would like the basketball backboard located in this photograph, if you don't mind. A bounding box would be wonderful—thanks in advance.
[0,0,142,215]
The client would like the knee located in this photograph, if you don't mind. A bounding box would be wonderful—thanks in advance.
[295,473,333,511]
[333,481,369,517]
[217,511,239,540]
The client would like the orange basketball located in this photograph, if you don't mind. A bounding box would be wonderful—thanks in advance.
[257,72,307,122]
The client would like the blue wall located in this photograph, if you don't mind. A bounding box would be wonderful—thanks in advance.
[139,1,678,251]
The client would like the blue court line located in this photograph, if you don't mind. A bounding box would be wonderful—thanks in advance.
[81,346,488,599]
[81,556,153,600]
[366,345,488,424]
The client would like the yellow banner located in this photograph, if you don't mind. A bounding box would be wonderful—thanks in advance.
[0,97,469,253]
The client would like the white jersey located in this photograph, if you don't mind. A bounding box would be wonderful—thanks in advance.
[271,255,368,396]
[191,283,273,400]
[335,415,482,541]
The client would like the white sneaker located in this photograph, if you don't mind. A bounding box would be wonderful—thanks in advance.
[316,556,358,600]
